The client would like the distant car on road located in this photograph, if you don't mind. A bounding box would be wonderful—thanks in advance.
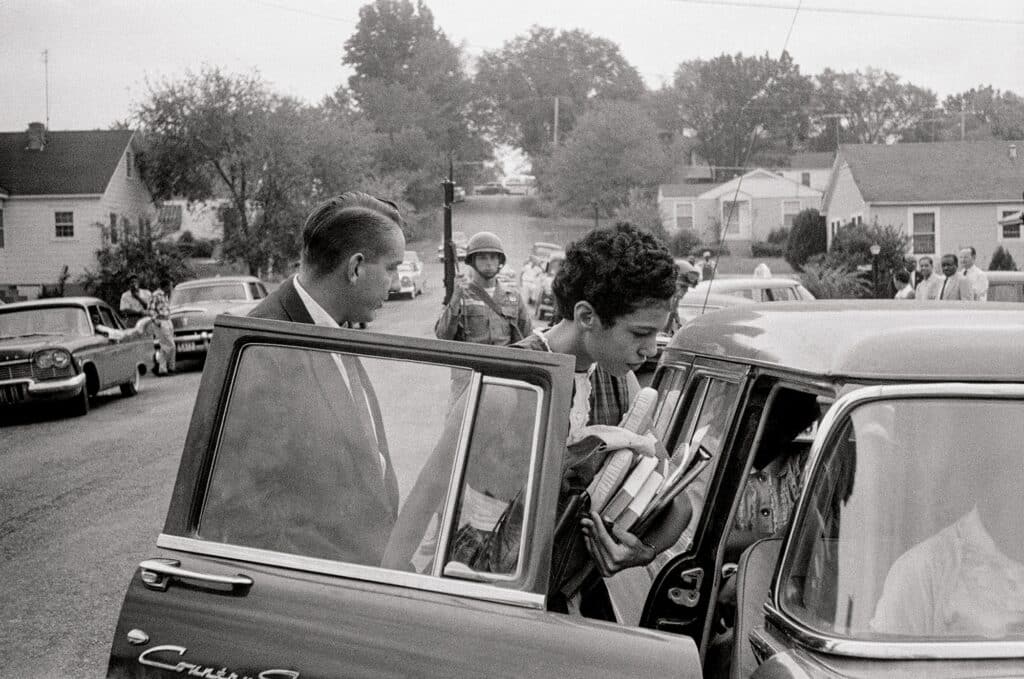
[170,276,268,360]
[690,275,816,303]
[474,182,509,195]
[503,175,535,195]
[0,297,151,416]
[389,251,426,299]
[436,231,468,262]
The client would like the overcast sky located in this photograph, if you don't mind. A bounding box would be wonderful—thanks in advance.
[2,0,1023,132]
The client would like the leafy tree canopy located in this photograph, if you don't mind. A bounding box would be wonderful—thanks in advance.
[475,26,645,157]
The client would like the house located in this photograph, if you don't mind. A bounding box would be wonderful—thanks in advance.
[776,151,834,192]
[158,198,230,242]
[658,169,822,254]
[823,140,1024,266]
[0,123,157,300]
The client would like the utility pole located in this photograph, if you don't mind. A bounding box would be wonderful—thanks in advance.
[442,153,456,305]
[553,96,560,146]
[42,49,50,129]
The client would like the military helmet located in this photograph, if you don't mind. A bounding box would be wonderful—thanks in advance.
[465,231,506,266]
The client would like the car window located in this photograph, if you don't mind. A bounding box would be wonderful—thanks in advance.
[780,397,1024,642]
[98,306,121,329]
[247,282,266,300]
[0,306,91,337]
[171,283,249,305]
[87,305,103,331]
[198,344,541,584]
[652,367,688,442]
[768,286,798,301]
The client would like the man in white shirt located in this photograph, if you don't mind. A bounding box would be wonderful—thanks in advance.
[914,256,942,301]
[959,246,989,301]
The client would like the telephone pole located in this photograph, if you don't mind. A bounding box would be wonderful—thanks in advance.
[821,113,850,151]
[42,49,50,129]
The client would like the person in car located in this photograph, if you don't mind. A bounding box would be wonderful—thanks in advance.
[434,231,532,346]
[512,223,692,583]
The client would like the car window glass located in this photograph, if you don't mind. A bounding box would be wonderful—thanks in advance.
[651,376,741,569]
[87,305,103,330]
[172,283,249,305]
[0,306,91,337]
[769,287,797,301]
[781,398,1024,642]
[444,379,540,579]
[247,282,265,300]
[652,367,688,442]
[98,306,120,329]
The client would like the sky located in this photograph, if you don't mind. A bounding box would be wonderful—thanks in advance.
[2,0,1023,132]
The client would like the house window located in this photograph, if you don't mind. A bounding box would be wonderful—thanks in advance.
[999,208,1021,240]
[801,172,811,187]
[675,202,694,230]
[126,152,132,178]
[121,215,132,238]
[911,212,936,254]
[109,213,118,245]
[723,201,747,235]
[55,211,74,238]
[782,200,801,227]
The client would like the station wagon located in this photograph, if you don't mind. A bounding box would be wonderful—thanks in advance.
[107,302,1024,677]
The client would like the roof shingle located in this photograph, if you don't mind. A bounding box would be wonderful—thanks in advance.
[0,128,134,196]
[840,140,1024,204]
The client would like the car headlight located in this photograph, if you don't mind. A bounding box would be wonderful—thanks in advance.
[35,349,71,369]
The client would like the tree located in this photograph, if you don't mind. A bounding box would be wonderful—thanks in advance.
[785,208,826,272]
[546,101,672,217]
[809,68,937,147]
[669,51,814,167]
[614,188,667,241]
[938,86,1024,141]
[475,26,645,157]
[80,231,192,308]
[135,68,315,276]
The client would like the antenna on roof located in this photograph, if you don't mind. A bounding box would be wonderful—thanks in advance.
[41,49,50,129]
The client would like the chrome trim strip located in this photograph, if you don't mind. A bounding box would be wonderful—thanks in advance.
[0,358,32,367]
[432,371,482,578]
[155,533,545,609]
[772,383,1024,660]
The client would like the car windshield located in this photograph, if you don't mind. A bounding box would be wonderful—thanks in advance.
[781,397,1024,643]
[171,283,248,305]
[0,307,91,338]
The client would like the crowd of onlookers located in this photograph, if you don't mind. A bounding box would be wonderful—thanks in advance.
[894,246,988,301]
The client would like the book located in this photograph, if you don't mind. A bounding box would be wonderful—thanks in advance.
[618,387,658,433]
[612,469,664,533]
[587,448,636,513]
[601,455,659,524]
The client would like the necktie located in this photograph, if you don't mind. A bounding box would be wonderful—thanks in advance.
[940,277,949,299]
[339,354,386,479]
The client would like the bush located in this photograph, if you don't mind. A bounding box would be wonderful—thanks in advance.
[785,209,826,272]
[668,229,702,257]
[799,258,871,299]
[751,241,785,257]
[989,245,1019,271]
[766,226,790,245]
[79,233,193,308]
[828,220,909,297]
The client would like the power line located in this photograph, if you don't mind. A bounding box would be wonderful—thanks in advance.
[662,0,1024,27]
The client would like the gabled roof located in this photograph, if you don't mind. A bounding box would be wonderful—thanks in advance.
[840,140,1024,204]
[0,129,135,196]
[699,169,822,201]
[660,183,723,199]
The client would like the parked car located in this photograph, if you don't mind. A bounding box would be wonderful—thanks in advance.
[475,182,509,195]
[437,231,468,262]
[0,297,150,416]
[689,275,816,302]
[495,263,518,290]
[169,276,268,360]
[504,175,535,195]
[985,270,1024,302]
[106,302,1024,678]
[389,251,426,299]
[520,242,563,304]
[533,251,566,322]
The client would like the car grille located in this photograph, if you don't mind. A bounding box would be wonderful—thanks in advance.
[0,360,32,381]
[34,364,75,380]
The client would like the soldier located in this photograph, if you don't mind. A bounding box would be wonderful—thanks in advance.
[434,231,531,346]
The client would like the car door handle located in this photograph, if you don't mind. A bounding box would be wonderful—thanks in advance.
[139,559,253,592]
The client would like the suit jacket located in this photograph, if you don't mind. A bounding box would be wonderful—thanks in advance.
[201,275,402,565]
[914,274,943,301]
[938,272,974,300]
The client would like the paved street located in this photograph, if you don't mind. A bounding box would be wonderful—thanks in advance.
[0,195,592,677]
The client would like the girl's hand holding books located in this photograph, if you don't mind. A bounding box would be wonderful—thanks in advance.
[579,509,658,576]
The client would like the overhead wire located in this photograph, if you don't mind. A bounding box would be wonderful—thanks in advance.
[662,0,1024,26]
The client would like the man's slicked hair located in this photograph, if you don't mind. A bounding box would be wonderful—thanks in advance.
[301,192,404,278]
[552,222,677,325]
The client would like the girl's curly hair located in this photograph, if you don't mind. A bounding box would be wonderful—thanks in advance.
[552,222,677,325]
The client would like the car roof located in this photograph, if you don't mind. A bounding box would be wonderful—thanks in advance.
[678,292,757,309]
[666,300,1024,381]
[174,276,261,288]
[694,276,801,291]
[0,296,104,310]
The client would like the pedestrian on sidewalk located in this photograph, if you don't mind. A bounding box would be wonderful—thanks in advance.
[149,278,176,375]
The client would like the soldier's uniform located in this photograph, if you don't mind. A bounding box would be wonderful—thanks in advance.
[434,280,531,346]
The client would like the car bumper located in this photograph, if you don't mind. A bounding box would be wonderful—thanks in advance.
[0,373,86,405]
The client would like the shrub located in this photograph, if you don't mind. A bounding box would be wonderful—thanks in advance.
[799,258,871,299]
[79,232,193,308]
[751,241,785,258]
[766,226,790,245]
[668,229,702,257]
[828,220,909,297]
[989,245,1019,271]
[785,209,826,272]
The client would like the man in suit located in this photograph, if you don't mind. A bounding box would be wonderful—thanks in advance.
[938,253,974,301]
[914,256,943,301]
[201,193,406,565]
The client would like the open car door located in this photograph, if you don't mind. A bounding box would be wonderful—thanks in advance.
[107,315,700,679]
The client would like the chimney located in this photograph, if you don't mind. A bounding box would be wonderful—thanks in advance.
[25,122,47,151]
[1010,143,1018,161]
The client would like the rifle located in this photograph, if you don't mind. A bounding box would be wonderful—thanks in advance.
[442,158,457,305]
